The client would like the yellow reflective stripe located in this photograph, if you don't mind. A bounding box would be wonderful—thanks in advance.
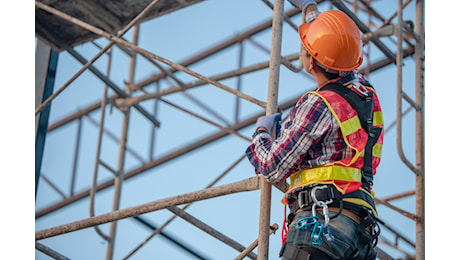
[343,198,378,216]
[289,165,362,190]
[373,111,384,126]
[373,143,383,157]
[310,91,340,125]
[358,186,373,198]
[311,92,362,137]
[340,115,362,137]
[352,143,382,160]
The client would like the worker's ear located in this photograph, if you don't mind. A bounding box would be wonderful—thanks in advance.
[306,57,315,74]
[308,59,315,71]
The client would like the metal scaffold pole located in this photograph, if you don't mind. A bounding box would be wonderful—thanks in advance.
[105,24,139,260]
[258,0,284,259]
[415,0,425,259]
[395,0,424,258]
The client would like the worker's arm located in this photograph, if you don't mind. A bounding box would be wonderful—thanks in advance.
[288,0,320,22]
[287,0,318,13]
[245,95,335,183]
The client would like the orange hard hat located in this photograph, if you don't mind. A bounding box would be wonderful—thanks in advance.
[298,10,363,72]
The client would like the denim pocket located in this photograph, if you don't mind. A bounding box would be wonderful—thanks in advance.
[322,233,352,258]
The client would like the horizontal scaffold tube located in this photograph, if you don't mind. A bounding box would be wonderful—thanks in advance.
[36,177,261,240]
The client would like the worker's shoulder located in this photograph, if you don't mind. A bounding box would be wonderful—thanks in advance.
[295,92,331,115]
[297,91,324,106]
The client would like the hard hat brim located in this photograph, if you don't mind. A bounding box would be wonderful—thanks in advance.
[298,22,313,55]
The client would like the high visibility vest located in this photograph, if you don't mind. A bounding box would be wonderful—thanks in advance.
[285,84,384,214]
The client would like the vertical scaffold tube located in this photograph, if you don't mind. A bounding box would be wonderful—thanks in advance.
[415,0,425,259]
[258,0,284,259]
[106,24,139,260]
[396,0,416,174]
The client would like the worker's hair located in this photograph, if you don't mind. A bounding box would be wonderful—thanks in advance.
[305,51,342,80]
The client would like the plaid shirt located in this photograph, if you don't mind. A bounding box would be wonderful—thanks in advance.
[246,73,370,183]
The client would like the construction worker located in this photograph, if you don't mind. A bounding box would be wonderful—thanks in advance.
[245,0,384,259]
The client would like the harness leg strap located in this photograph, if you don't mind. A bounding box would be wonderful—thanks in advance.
[280,243,333,260]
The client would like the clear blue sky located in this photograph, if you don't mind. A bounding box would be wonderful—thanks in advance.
[13,0,451,259]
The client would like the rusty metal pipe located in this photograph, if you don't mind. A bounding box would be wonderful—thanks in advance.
[36,177,261,240]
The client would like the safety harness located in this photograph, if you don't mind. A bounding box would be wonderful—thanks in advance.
[321,82,382,192]
[280,80,383,260]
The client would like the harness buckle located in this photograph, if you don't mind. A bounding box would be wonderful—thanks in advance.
[348,82,369,97]
[297,190,310,210]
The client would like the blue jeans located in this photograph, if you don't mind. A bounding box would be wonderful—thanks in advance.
[281,210,376,260]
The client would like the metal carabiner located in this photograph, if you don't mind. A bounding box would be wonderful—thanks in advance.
[310,185,333,207]
[312,203,318,218]
[311,185,333,227]
[322,204,330,226]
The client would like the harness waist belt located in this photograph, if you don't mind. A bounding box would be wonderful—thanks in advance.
[288,184,377,216]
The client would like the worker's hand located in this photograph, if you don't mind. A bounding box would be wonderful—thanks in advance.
[287,0,317,11]
[255,113,281,136]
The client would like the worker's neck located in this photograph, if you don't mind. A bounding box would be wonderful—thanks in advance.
[313,72,330,89]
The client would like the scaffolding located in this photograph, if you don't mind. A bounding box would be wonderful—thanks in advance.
[35,0,424,259]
